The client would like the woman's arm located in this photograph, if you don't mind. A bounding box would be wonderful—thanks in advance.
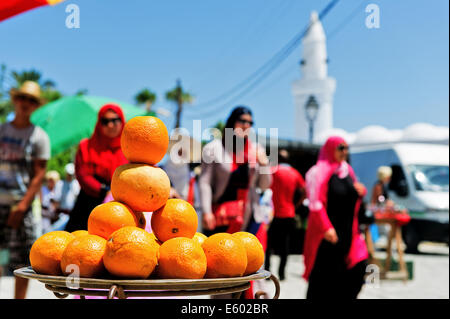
[306,166,336,241]
[371,183,382,205]
[255,145,272,190]
[7,159,47,229]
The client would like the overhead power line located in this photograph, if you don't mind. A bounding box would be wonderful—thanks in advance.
[327,0,367,41]
[185,0,341,119]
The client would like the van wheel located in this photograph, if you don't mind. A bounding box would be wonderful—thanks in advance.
[402,224,420,254]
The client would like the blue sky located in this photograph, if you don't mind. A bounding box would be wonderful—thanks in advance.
[1,0,448,140]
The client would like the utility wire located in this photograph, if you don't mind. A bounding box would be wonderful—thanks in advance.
[186,0,341,118]
[245,0,368,102]
[327,0,367,41]
[191,0,281,89]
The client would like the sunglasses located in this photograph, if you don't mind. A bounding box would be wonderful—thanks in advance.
[15,95,39,105]
[236,118,254,126]
[100,117,122,126]
[337,144,349,151]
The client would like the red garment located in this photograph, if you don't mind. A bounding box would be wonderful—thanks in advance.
[75,104,128,198]
[217,138,255,234]
[229,137,257,171]
[270,164,305,218]
[187,175,196,206]
[303,136,368,281]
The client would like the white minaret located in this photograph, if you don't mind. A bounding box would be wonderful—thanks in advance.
[292,11,336,143]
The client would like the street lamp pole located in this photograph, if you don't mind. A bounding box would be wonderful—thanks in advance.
[305,95,319,144]
[308,119,314,144]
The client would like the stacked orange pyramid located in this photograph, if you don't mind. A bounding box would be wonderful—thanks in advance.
[29,116,264,280]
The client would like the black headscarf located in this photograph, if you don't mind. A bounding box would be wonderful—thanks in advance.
[224,106,253,130]
[222,106,253,150]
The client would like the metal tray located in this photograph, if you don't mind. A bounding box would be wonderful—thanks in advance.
[14,267,279,299]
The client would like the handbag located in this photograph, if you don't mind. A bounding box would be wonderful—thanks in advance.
[212,199,245,231]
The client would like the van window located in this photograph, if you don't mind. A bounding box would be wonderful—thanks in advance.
[389,165,409,197]
[409,165,449,192]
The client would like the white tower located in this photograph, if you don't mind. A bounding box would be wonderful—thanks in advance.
[292,11,336,143]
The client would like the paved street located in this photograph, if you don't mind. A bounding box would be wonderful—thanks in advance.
[0,242,448,299]
[265,242,449,299]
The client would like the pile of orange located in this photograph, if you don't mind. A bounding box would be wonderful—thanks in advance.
[29,116,264,280]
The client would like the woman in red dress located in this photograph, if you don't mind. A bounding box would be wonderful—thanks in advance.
[303,136,369,299]
[65,103,128,232]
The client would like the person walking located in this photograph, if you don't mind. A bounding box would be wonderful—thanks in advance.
[265,149,305,281]
[0,81,50,299]
[199,106,272,237]
[65,103,128,232]
[303,136,368,299]
[199,106,271,300]
[48,163,80,231]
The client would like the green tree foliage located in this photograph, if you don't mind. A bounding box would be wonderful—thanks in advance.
[46,145,78,178]
[75,88,88,96]
[165,79,193,129]
[214,120,225,133]
[135,88,157,113]
[0,64,12,122]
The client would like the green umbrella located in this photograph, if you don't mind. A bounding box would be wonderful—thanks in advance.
[31,95,155,156]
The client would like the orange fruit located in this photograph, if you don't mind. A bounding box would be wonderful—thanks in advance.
[121,116,169,165]
[87,201,145,240]
[72,230,89,237]
[149,232,162,246]
[60,234,107,278]
[192,232,207,246]
[202,233,248,278]
[103,226,159,279]
[157,237,207,279]
[232,232,265,275]
[111,164,170,212]
[29,231,75,275]
[151,199,198,242]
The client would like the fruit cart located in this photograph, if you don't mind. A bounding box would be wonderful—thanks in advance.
[14,267,280,299]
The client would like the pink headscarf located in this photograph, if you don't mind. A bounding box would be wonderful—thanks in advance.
[306,136,356,212]
[303,136,368,281]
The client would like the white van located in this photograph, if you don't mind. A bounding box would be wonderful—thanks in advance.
[350,143,449,252]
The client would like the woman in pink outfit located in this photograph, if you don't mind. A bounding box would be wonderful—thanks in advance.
[303,136,369,299]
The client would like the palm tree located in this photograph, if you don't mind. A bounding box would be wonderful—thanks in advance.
[135,88,157,113]
[11,69,42,86]
[10,69,62,103]
[165,79,193,129]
